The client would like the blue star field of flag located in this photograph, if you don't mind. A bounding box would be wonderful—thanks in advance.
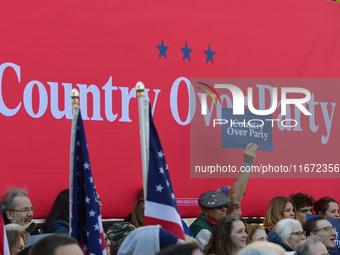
[146,107,179,209]
[71,110,105,255]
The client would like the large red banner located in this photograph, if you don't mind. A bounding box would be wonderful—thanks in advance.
[0,0,339,218]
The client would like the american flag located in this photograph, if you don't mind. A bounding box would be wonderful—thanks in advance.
[0,209,10,255]
[143,106,185,241]
[71,110,106,255]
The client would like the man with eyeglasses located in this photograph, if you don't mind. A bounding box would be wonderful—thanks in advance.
[304,216,339,255]
[1,188,39,235]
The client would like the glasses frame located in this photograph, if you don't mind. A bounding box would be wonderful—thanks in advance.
[311,226,336,233]
[291,231,306,238]
[11,207,35,213]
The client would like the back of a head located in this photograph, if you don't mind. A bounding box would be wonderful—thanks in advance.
[41,189,69,233]
[107,221,135,255]
[29,233,78,255]
[117,225,179,255]
[156,243,200,255]
[295,236,324,255]
[236,242,285,255]
[235,247,279,255]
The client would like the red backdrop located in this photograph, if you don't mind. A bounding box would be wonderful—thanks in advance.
[0,0,339,219]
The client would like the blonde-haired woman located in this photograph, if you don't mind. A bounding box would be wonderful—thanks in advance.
[6,230,26,255]
[263,196,297,233]
[246,224,267,244]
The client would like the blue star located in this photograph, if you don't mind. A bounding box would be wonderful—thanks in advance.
[181,42,192,61]
[204,44,215,64]
[157,39,169,59]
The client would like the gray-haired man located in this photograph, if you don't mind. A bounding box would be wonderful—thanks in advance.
[1,188,37,234]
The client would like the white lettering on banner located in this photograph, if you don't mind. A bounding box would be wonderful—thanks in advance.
[144,88,161,116]
[170,77,195,125]
[0,62,161,122]
[308,94,319,132]
[0,62,337,145]
[197,92,214,126]
[0,62,21,116]
[47,82,73,119]
[176,198,198,206]
[77,84,103,121]
[119,87,136,122]
[102,77,118,122]
[320,102,336,144]
[23,80,48,118]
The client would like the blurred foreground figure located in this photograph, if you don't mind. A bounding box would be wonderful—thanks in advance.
[296,236,328,255]
[156,243,202,255]
[235,241,286,255]
[29,234,83,255]
[117,225,180,255]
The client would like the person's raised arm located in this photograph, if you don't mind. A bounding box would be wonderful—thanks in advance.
[228,143,258,203]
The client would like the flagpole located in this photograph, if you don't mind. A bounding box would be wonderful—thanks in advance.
[69,88,79,237]
[136,82,149,201]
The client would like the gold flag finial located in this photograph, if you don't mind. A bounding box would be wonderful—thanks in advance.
[70,89,79,105]
[136,81,145,98]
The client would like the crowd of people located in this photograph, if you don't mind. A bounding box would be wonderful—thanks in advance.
[1,143,339,255]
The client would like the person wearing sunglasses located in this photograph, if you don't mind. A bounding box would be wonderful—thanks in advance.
[304,216,339,255]
[189,191,232,250]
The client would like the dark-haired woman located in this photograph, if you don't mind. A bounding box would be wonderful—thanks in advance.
[41,189,69,235]
[314,197,339,219]
[203,216,248,255]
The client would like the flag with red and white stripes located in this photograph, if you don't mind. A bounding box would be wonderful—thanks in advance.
[70,110,106,255]
[0,209,10,255]
[143,106,185,241]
